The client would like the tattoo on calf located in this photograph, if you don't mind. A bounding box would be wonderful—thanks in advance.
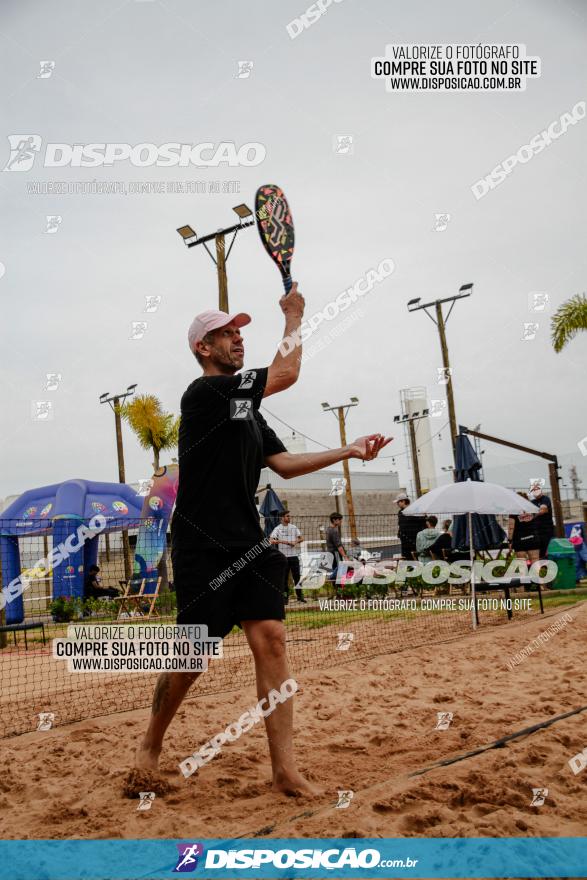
[152,673,171,715]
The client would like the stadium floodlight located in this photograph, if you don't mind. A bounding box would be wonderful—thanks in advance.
[176,211,255,310]
[407,297,421,310]
[350,396,359,404]
[423,408,429,416]
[321,402,330,410]
[402,414,409,421]
[176,225,198,243]
[393,415,401,423]
[412,411,419,418]
[232,203,253,219]
[100,385,137,407]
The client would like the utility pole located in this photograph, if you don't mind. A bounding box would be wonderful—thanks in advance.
[99,384,137,581]
[321,399,359,540]
[408,283,473,469]
[176,203,255,312]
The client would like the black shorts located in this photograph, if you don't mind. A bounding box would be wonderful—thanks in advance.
[512,533,540,552]
[172,546,287,639]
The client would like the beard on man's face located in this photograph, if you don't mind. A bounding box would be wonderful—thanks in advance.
[208,343,244,372]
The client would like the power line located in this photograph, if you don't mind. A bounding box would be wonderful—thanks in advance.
[260,406,330,449]
[260,405,449,460]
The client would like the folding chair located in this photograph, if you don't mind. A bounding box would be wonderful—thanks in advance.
[114,577,161,620]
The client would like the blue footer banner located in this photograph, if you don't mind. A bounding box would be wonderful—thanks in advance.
[0,838,586,879]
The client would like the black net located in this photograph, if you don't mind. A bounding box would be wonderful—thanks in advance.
[0,514,549,738]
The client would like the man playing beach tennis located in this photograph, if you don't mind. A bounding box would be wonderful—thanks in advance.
[133,283,391,796]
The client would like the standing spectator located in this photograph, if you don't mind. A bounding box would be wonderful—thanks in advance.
[508,492,540,564]
[326,513,347,562]
[270,512,306,604]
[416,516,441,563]
[325,513,348,585]
[529,482,555,559]
[395,494,427,560]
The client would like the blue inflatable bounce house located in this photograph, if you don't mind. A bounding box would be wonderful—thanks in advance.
[0,479,145,625]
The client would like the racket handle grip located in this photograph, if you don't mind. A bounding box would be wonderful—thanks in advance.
[282,275,293,295]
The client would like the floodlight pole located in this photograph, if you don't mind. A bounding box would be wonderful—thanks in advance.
[322,401,359,540]
[100,386,137,581]
[407,419,422,496]
[395,410,429,497]
[215,234,228,312]
[178,215,255,312]
[435,301,458,467]
[408,284,473,472]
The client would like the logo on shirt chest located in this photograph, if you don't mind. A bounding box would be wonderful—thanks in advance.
[230,399,254,420]
[238,370,257,389]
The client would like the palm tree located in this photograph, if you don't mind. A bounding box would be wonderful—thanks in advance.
[119,394,179,470]
[119,395,179,594]
[551,293,587,353]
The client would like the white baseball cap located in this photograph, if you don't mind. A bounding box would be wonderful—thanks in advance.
[188,309,251,353]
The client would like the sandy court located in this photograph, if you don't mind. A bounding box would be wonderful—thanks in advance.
[0,600,585,852]
[1,600,509,738]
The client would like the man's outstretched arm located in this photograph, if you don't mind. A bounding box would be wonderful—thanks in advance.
[265,434,392,479]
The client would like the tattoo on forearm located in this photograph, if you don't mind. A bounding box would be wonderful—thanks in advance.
[152,673,171,715]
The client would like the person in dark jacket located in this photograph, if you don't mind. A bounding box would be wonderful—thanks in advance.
[395,494,426,560]
[508,492,540,564]
[529,483,555,559]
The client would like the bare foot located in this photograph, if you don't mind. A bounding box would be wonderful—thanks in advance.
[272,769,323,797]
[135,738,160,772]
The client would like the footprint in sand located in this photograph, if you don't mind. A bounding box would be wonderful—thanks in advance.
[400,811,443,832]
[122,769,171,798]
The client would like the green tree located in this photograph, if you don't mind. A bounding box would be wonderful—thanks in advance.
[551,293,587,353]
[119,394,179,470]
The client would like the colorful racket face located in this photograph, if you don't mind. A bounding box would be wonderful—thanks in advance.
[255,184,295,294]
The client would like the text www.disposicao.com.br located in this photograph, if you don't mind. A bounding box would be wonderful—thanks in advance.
[69,657,203,672]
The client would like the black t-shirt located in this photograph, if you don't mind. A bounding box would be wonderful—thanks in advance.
[325,526,344,558]
[531,494,554,538]
[430,532,452,555]
[397,509,427,546]
[171,367,286,556]
[83,572,100,597]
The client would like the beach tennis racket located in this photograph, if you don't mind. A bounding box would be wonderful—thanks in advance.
[255,184,295,294]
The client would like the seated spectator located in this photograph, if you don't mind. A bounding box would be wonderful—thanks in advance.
[348,538,364,561]
[430,519,453,560]
[416,516,441,563]
[83,565,120,600]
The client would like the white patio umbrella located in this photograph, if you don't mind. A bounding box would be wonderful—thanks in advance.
[402,480,537,628]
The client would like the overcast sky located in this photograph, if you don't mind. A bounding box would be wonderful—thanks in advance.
[1,0,586,504]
